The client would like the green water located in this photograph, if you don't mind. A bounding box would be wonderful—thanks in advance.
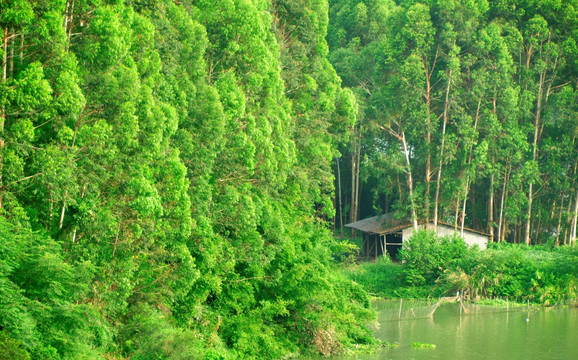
[346,300,578,360]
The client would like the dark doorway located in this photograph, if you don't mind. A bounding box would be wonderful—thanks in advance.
[385,232,402,260]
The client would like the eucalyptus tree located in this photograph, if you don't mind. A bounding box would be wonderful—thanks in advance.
[505,0,578,244]
[2,0,376,357]
[328,0,578,245]
[428,0,489,229]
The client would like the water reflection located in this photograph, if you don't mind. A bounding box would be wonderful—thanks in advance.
[336,300,578,360]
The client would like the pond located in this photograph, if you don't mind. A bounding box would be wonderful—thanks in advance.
[340,299,578,360]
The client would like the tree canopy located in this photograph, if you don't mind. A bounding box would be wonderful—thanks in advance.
[1,0,577,358]
[329,0,578,247]
[0,1,372,358]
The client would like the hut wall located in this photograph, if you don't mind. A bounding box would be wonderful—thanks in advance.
[460,230,488,249]
[402,223,488,249]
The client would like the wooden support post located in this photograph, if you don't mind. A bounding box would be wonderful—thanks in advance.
[368,239,375,259]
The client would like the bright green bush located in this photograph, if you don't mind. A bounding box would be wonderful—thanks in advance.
[342,256,405,298]
[399,231,468,286]
[346,231,578,305]
[0,218,109,359]
[0,332,30,360]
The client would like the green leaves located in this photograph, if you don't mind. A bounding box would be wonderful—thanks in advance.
[328,0,578,245]
[0,0,34,27]
[0,217,106,357]
[84,5,133,67]
[0,1,380,358]
[403,3,435,53]
[12,63,52,112]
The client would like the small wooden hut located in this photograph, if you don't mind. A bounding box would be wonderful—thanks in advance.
[345,213,490,260]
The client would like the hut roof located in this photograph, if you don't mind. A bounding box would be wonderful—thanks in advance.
[344,213,406,235]
[345,214,490,237]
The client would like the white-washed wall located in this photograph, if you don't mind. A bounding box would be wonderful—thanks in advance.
[402,223,488,250]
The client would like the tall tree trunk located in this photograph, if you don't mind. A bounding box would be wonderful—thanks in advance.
[497,166,509,242]
[64,0,76,52]
[336,157,343,235]
[68,0,75,52]
[460,98,482,233]
[525,63,547,245]
[9,34,14,77]
[556,193,565,246]
[571,189,578,247]
[525,182,534,245]
[488,171,495,241]
[460,191,466,234]
[350,136,357,225]
[535,205,543,244]
[564,193,574,245]
[455,194,460,231]
[48,189,54,229]
[434,68,452,228]
[355,139,361,220]
[487,93,499,241]
[564,153,578,246]
[401,131,418,232]
[2,27,7,81]
[501,219,508,242]
[350,128,361,228]
[423,50,438,227]
[59,201,66,230]
[0,27,8,209]
[424,73,432,227]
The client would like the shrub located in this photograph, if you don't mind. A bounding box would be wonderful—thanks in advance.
[0,332,30,360]
[345,231,578,305]
[399,231,469,286]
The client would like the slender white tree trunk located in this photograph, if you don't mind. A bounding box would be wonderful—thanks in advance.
[401,131,418,232]
[422,50,438,227]
[336,157,343,235]
[497,166,508,242]
[556,194,565,246]
[525,67,546,246]
[59,201,66,230]
[0,27,8,209]
[350,128,361,234]
[488,172,495,241]
[434,68,452,229]
[460,98,482,234]
[571,189,578,247]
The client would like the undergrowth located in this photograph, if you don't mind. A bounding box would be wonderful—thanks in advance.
[342,231,578,305]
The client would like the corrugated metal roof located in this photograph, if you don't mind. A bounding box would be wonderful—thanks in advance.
[345,214,490,238]
[344,213,407,234]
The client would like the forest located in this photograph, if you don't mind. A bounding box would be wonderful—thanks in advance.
[0,0,576,359]
[330,0,578,246]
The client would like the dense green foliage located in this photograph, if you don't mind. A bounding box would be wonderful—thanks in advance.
[328,0,578,246]
[345,231,578,304]
[2,0,577,357]
[0,0,375,358]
